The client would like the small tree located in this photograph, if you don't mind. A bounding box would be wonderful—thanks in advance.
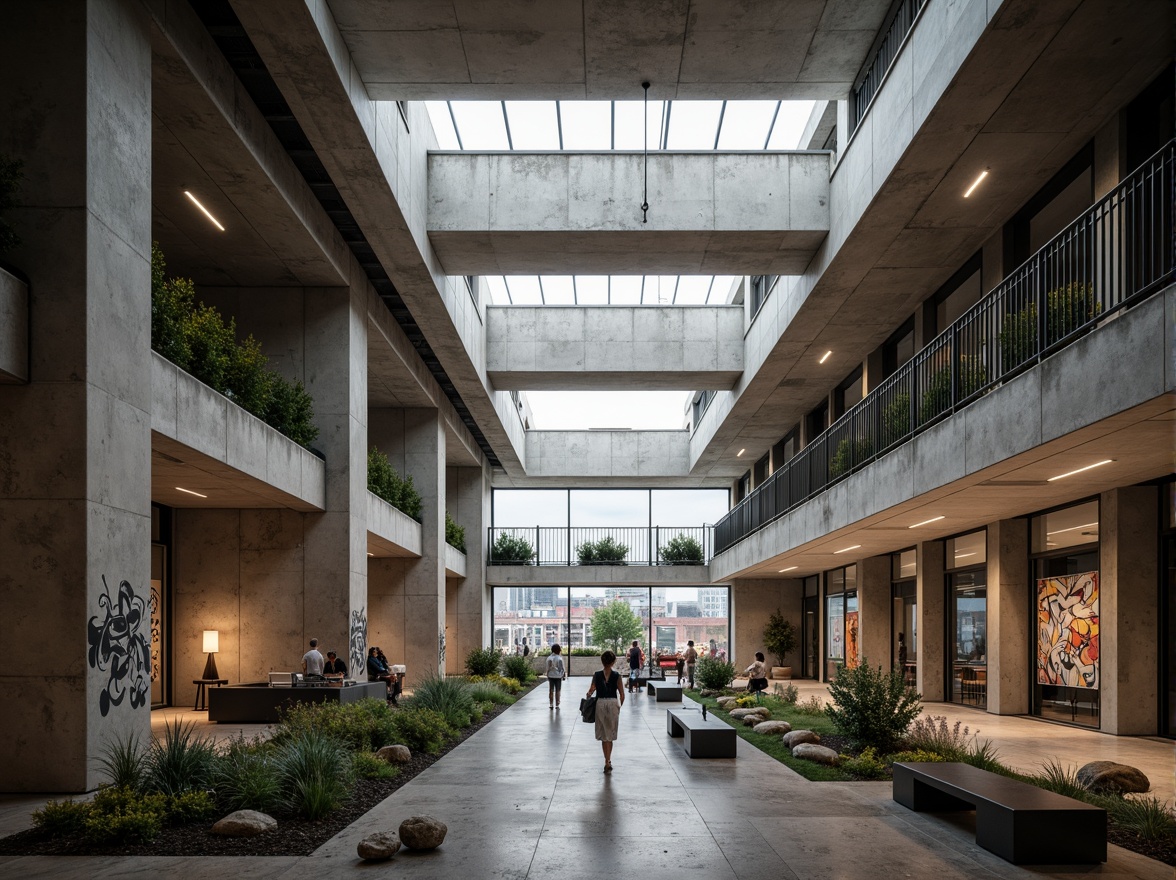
[659,533,703,564]
[491,532,535,564]
[762,609,797,668]
[695,656,736,690]
[445,511,466,552]
[824,659,922,751]
[588,600,643,653]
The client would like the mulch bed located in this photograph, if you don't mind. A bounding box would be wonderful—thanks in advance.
[0,682,540,858]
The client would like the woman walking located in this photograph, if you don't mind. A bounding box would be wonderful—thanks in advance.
[585,650,624,772]
[546,643,566,708]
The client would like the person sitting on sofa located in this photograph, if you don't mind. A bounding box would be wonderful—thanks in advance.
[367,646,399,703]
[323,651,348,680]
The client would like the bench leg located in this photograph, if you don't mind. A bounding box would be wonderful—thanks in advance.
[893,770,973,812]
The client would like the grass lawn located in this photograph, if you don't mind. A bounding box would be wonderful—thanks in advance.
[684,692,853,781]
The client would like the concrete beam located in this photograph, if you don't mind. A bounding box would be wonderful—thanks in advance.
[486,305,743,390]
[428,152,830,274]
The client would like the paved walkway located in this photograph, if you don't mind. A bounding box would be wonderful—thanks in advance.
[0,680,1170,879]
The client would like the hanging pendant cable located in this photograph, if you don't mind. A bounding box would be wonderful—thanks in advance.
[641,81,650,223]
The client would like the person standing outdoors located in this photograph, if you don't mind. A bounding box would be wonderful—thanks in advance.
[683,640,698,689]
[546,643,566,709]
[626,639,642,693]
[302,638,324,676]
[585,650,624,772]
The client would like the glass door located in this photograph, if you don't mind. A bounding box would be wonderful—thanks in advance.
[948,571,987,706]
[802,589,819,680]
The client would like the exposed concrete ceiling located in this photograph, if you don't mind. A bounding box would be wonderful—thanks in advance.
[322,0,893,100]
[150,22,345,288]
[692,0,1174,479]
[725,396,1176,579]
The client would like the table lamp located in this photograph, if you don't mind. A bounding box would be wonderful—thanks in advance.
[201,630,220,680]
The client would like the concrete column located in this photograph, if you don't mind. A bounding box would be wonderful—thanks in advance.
[1100,486,1158,735]
[916,541,946,700]
[986,519,1029,714]
[858,556,890,671]
[445,465,490,674]
[402,410,446,681]
[0,0,152,791]
[732,579,803,672]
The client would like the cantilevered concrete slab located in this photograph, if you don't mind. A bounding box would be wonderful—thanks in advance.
[486,305,743,390]
[428,152,829,274]
[323,0,893,100]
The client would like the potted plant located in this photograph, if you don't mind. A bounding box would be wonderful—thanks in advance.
[658,533,704,564]
[763,609,797,680]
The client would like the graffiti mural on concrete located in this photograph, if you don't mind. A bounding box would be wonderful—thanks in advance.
[1036,571,1099,689]
[349,608,367,678]
[87,576,152,716]
[438,628,446,670]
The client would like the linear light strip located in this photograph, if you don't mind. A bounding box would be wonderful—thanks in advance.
[183,191,224,231]
[175,487,208,498]
[833,544,861,554]
[819,350,832,364]
[1047,460,1114,482]
[963,169,988,198]
[778,565,798,572]
[908,515,945,528]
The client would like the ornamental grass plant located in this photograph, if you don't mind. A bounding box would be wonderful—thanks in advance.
[410,674,477,728]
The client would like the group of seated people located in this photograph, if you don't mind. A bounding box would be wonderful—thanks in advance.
[367,646,403,705]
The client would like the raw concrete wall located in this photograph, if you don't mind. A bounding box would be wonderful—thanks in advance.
[857,556,890,670]
[522,431,698,483]
[732,579,803,674]
[916,541,946,701]
[428,151,830,275]
[486,306,743,390]
[987,519,1030,715]
[367,491,423,557]
[0,268,28,383]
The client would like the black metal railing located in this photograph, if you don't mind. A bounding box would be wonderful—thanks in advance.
[850,0,929,135]
[487,526,714,566]
[715,141,1174,555]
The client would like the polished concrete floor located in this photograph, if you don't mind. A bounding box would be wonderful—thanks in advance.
[0,680,1171,879]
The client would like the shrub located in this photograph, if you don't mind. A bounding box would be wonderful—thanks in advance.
[577,536,629,564]
[145,720,217,797]
[165,790,218,825]
[659,534,703,564]
[366,447,422,520]
[840,746,887,779]
[905,715,979,761]
[772,682,800,704]
[85,787,168,845]
[264,375,318,447]
[829,437,873,478]
[880,391,912,448]
[277,698,397,753]
[466,646,502,676]
[352,751,400,780]
[274,728,352,820]
[0,155,24,255]
[999,284,1101,374]
[97,731,147,791]
[467,680,514,705]
[490,531,535,564]
[824,660,921,752]
[410,674,477,729]
[225,334,273,416]
[889,749,947,764]
[445,511,466,552]
[389,707,454,754]
[695,656,736,690]
[501,653,534,684]
[733,695,759,708]
[151,247,194,369]
[1108,796,1176,842]
[32,798,91,837]
[796,695,825,715]
[214,738,282,813]
[496,676,522,694]
[762,609,797,668]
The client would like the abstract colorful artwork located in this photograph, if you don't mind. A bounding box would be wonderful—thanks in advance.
[1036,571,1099,689]
[845,611,860,668]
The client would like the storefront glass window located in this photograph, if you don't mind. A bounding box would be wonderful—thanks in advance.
[892,548,917,685]
[824,565,857,680]
[946,530,986,706]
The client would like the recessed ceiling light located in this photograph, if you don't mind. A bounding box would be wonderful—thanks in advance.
[908,515,945,529]
[183,190,225,231]
[737,448,745,457]
[1047,459,1114,482]
[779,566,798,572]
[833,544,861,554]
[819,350,832,364]
[963,169,988,198]
[1046,522,1099,536]
[175,487,208,498]
[367,552,374,557]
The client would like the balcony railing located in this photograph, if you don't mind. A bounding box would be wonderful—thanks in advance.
[488,526,714,566]
[850,0,929,135]
[715,140,1175,556]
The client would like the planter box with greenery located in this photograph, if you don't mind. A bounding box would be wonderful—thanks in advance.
[577,536,629,565]
[659,533,704,565]
[490,532,536,565]
[998,283,1100,374]
[445,511,466,553]
[365,489,423,557]
[367,447,422,521]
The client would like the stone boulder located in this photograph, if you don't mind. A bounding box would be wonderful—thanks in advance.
[730,707,770,719]
[753,720,792,736]
[1076,761,1150,794]
[699,688,721,697]
[211,810,277,837]
[716,696,739,708]
[399,815,447,850]
[377,744,412,764]
[782,730,820,748]
[357,831,401,861]
[792,743,840,765]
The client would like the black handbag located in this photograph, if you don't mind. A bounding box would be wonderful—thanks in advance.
[579,695,597,723]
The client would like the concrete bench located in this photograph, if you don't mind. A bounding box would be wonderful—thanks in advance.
[893,762,1106,864]
[666,707,736,758]
[646,680,682,701]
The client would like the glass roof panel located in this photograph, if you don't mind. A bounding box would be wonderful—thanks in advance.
[424,101,461,149]
[559,101,612,150]
[539,275,575,304]
[504,276,542,304]
[666,101,724,150]
[674,276,713,304]
[504,101,560,150]
[609,276,644,304]
[525,390,689,429]
[480,274,763,306]
[575,275,609,304]
[717,100,779,150]
[483,275,510,303]
[613,100,659,150]
[707,275,739,303]
[449,101,510,150]
[766,101,815,150]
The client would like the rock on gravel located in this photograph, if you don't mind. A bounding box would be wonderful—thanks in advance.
[782,730,820,748]
[1077,761,1150,794]
[357,831,401,860]
[399,815,447,850]
[377,744,412,764]
[211,810,277,837]
[792,744,839,765]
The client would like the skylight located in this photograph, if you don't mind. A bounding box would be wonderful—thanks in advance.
[482,275,739,306]
[426,100,816,153]
[526,390,690,430]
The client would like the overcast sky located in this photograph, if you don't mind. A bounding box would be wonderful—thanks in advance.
[524,390,691,430]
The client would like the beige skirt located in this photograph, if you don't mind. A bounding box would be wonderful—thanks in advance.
[594,696,620,741]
